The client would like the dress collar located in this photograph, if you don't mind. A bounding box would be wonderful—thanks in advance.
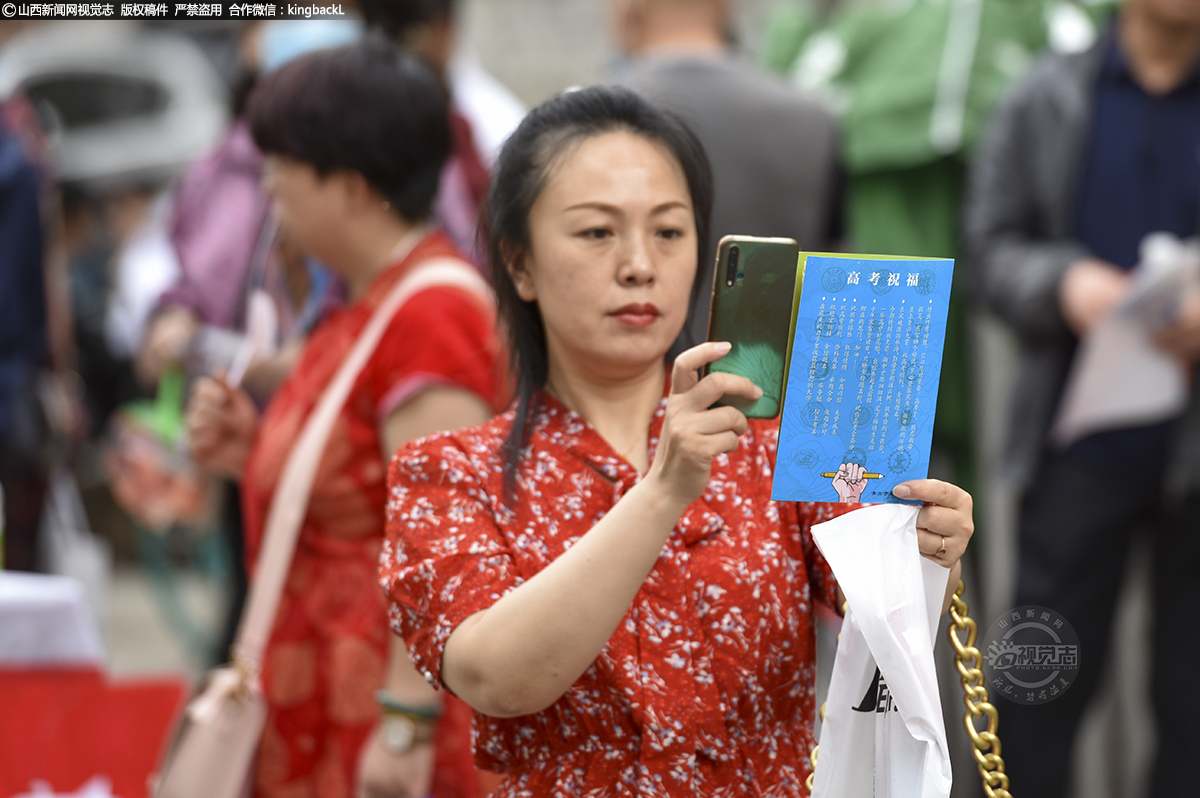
[528,379,730,546]
[529,383,667,487]
[358,228,448,309]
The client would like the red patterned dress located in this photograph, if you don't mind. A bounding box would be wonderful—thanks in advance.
[242,231,504,798]
[382,388,855,797]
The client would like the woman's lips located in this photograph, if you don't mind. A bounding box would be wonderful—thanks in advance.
[610,303,660,327]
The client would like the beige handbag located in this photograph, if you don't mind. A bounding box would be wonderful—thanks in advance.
[153,252,492,798]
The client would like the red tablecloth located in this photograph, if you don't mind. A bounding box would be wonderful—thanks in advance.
[0,668,187,798]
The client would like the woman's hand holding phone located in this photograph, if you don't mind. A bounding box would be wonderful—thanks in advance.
[646,342,762,510]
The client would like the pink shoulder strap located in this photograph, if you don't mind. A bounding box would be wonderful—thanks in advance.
[233,257,493,670]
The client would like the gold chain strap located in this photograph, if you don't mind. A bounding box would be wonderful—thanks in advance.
[948,579,1012,798]
[805,580,1012,798]
[805,704,824,793]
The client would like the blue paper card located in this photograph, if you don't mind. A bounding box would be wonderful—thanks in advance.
[772,254,955,504]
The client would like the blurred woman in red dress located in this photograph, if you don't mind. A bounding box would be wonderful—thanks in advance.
[187,39,503,798]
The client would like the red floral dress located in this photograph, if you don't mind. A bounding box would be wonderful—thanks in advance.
[242,232,504,798]
[382,388,855,797]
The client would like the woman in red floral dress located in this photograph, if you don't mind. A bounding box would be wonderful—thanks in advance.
[188,41,503,798]
[381,86,974,797]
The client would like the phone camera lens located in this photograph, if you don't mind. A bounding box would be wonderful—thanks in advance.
[726,246,740,287]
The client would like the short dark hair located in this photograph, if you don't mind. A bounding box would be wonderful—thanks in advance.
[485,85,713,496]
[359,0,457,40]
[246,36,450,221]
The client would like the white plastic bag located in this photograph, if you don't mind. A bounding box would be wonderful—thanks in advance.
[810,504,952,798]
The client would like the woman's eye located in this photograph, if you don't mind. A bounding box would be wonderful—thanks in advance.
[581,228,612,240]
[658,227,684,240]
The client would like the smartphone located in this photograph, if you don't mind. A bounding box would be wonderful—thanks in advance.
[704,235,800,418]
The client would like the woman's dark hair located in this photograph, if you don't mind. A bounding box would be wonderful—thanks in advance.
[486,85,713,497]
[246,35,450,221]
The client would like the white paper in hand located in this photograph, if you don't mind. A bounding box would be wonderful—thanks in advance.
[1050,314,1187,447]
[811,504,951,798]
[1051,232,1199,447]
[225,289,280,388]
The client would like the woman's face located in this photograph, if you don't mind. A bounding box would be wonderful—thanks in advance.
[261,154,346,269]
[512,130,697,383]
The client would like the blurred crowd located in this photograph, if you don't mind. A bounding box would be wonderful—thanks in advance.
[2,0,1199,796]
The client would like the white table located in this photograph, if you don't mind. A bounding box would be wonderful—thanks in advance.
[0,572,105,665]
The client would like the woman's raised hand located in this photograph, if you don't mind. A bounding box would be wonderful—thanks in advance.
[186,375,260,479]
[892,479,974,567]
[646,342,762,510]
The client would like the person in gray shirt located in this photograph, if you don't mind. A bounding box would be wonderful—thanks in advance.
[610,0,842,355]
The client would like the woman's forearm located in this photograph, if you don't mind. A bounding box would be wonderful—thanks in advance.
[442,475,688,718]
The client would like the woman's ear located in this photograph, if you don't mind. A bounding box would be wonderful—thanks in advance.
[503,242,538,302]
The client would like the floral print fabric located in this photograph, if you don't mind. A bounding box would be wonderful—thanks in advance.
[382,388,855,797]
